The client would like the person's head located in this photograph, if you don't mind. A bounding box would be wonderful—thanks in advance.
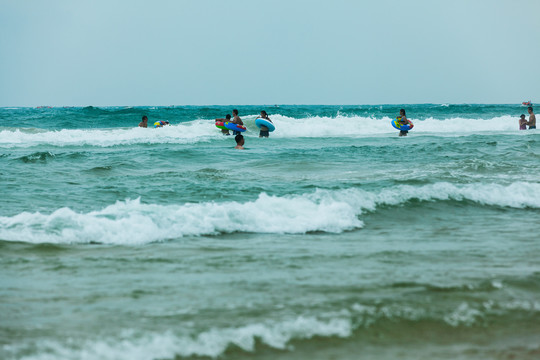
[260,110,267,118]
[528,106,533,114]
[520,114,526,119]
[232,109,239,116]
[226,114,231,120]
[142,115,148,122]
[399,109,406,116]
[235,134,244,146]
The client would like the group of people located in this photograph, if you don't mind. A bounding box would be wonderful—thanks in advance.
[137,106,537,147]
[215,110,274,149]
[397,107,537,135]
[138,110,273,150]
[519,106,536,130]
[215,110,273,137]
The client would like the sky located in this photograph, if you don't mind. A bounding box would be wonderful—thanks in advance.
[1,0,539,106]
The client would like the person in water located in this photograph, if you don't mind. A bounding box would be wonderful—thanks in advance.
[154,120,170,128]
[139,115,148,128]
[397,109,409,137]
[231,109,243,135]
[519,114,527,130]
[526,107,536,129]
[256,110,273,138]
[234,134,245,150]
[215,114,231,135]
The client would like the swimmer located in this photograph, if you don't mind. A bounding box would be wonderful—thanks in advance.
[519,114,527,130]
[231,109,243,135]
[526,107,536,129]
[215,114,232,135]
[397,109,408,137]
[234,134,245,150]
[256,110,273,138]
[154,120,170,128]
[139,115,148,128]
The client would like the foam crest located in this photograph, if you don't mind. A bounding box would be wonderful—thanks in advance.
[13,316,352,360]
[0,121,219,148]
[0,192,364,244]
[242,113,525,138]
[1,182,538,245]
[1,114,529,148]
[11,299,539,360]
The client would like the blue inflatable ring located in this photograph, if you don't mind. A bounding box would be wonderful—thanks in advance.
[224,122,246,132]
[255,118,275,132]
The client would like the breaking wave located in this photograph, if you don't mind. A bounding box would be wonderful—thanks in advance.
[1,182,538,245]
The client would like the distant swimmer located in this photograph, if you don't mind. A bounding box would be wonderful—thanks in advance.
[256,111,273,138]
[526,107,536,129]
[154,120,170,128]
[231,109,243,135]
[519,114,527,130]
[397,109,409,137]
[215,114,232,135]
[139,115,148,128]
[235,134,245,150]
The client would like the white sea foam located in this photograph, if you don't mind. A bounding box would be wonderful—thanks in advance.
[13,316,352,360]
[0,115,529,148]
[10,299,538,360]
[243,114,524,138]
[443,302,484,327]
[1,182,538,245]
[0,122,221,148]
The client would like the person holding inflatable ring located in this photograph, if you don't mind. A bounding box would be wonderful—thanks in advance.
[397,109,409,137]
[256,110,273,138]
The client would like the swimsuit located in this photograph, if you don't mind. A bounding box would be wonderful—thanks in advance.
[529,126,536,129]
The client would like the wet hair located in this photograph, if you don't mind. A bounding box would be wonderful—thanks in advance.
[235,134,243,144]
[400,109,406,116]
[261,110,268,118]
[142,115,148,121]
[528,106,533,111]
[232,109,238,115]
[226,114,231,120]
[520,114,526,118]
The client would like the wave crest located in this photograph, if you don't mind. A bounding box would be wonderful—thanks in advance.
[1,182,538,245]
[0,114,529,148]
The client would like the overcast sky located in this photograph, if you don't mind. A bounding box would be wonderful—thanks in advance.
[1,0,539,106]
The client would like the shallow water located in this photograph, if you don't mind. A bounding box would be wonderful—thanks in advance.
[1,105,539,359]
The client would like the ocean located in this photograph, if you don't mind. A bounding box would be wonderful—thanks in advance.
[1,104,539,360]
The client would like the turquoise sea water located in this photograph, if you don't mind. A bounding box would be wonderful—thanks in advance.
[1,105,539,359]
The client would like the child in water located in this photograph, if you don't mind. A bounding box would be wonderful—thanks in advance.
[215,114,232,135]
[397,109,409,136]
[519,114,527,130]
[256,110,273,138]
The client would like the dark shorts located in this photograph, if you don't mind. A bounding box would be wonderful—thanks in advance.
[529,126,536,129]
[259,130,269,137]
[233,130,241,135]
